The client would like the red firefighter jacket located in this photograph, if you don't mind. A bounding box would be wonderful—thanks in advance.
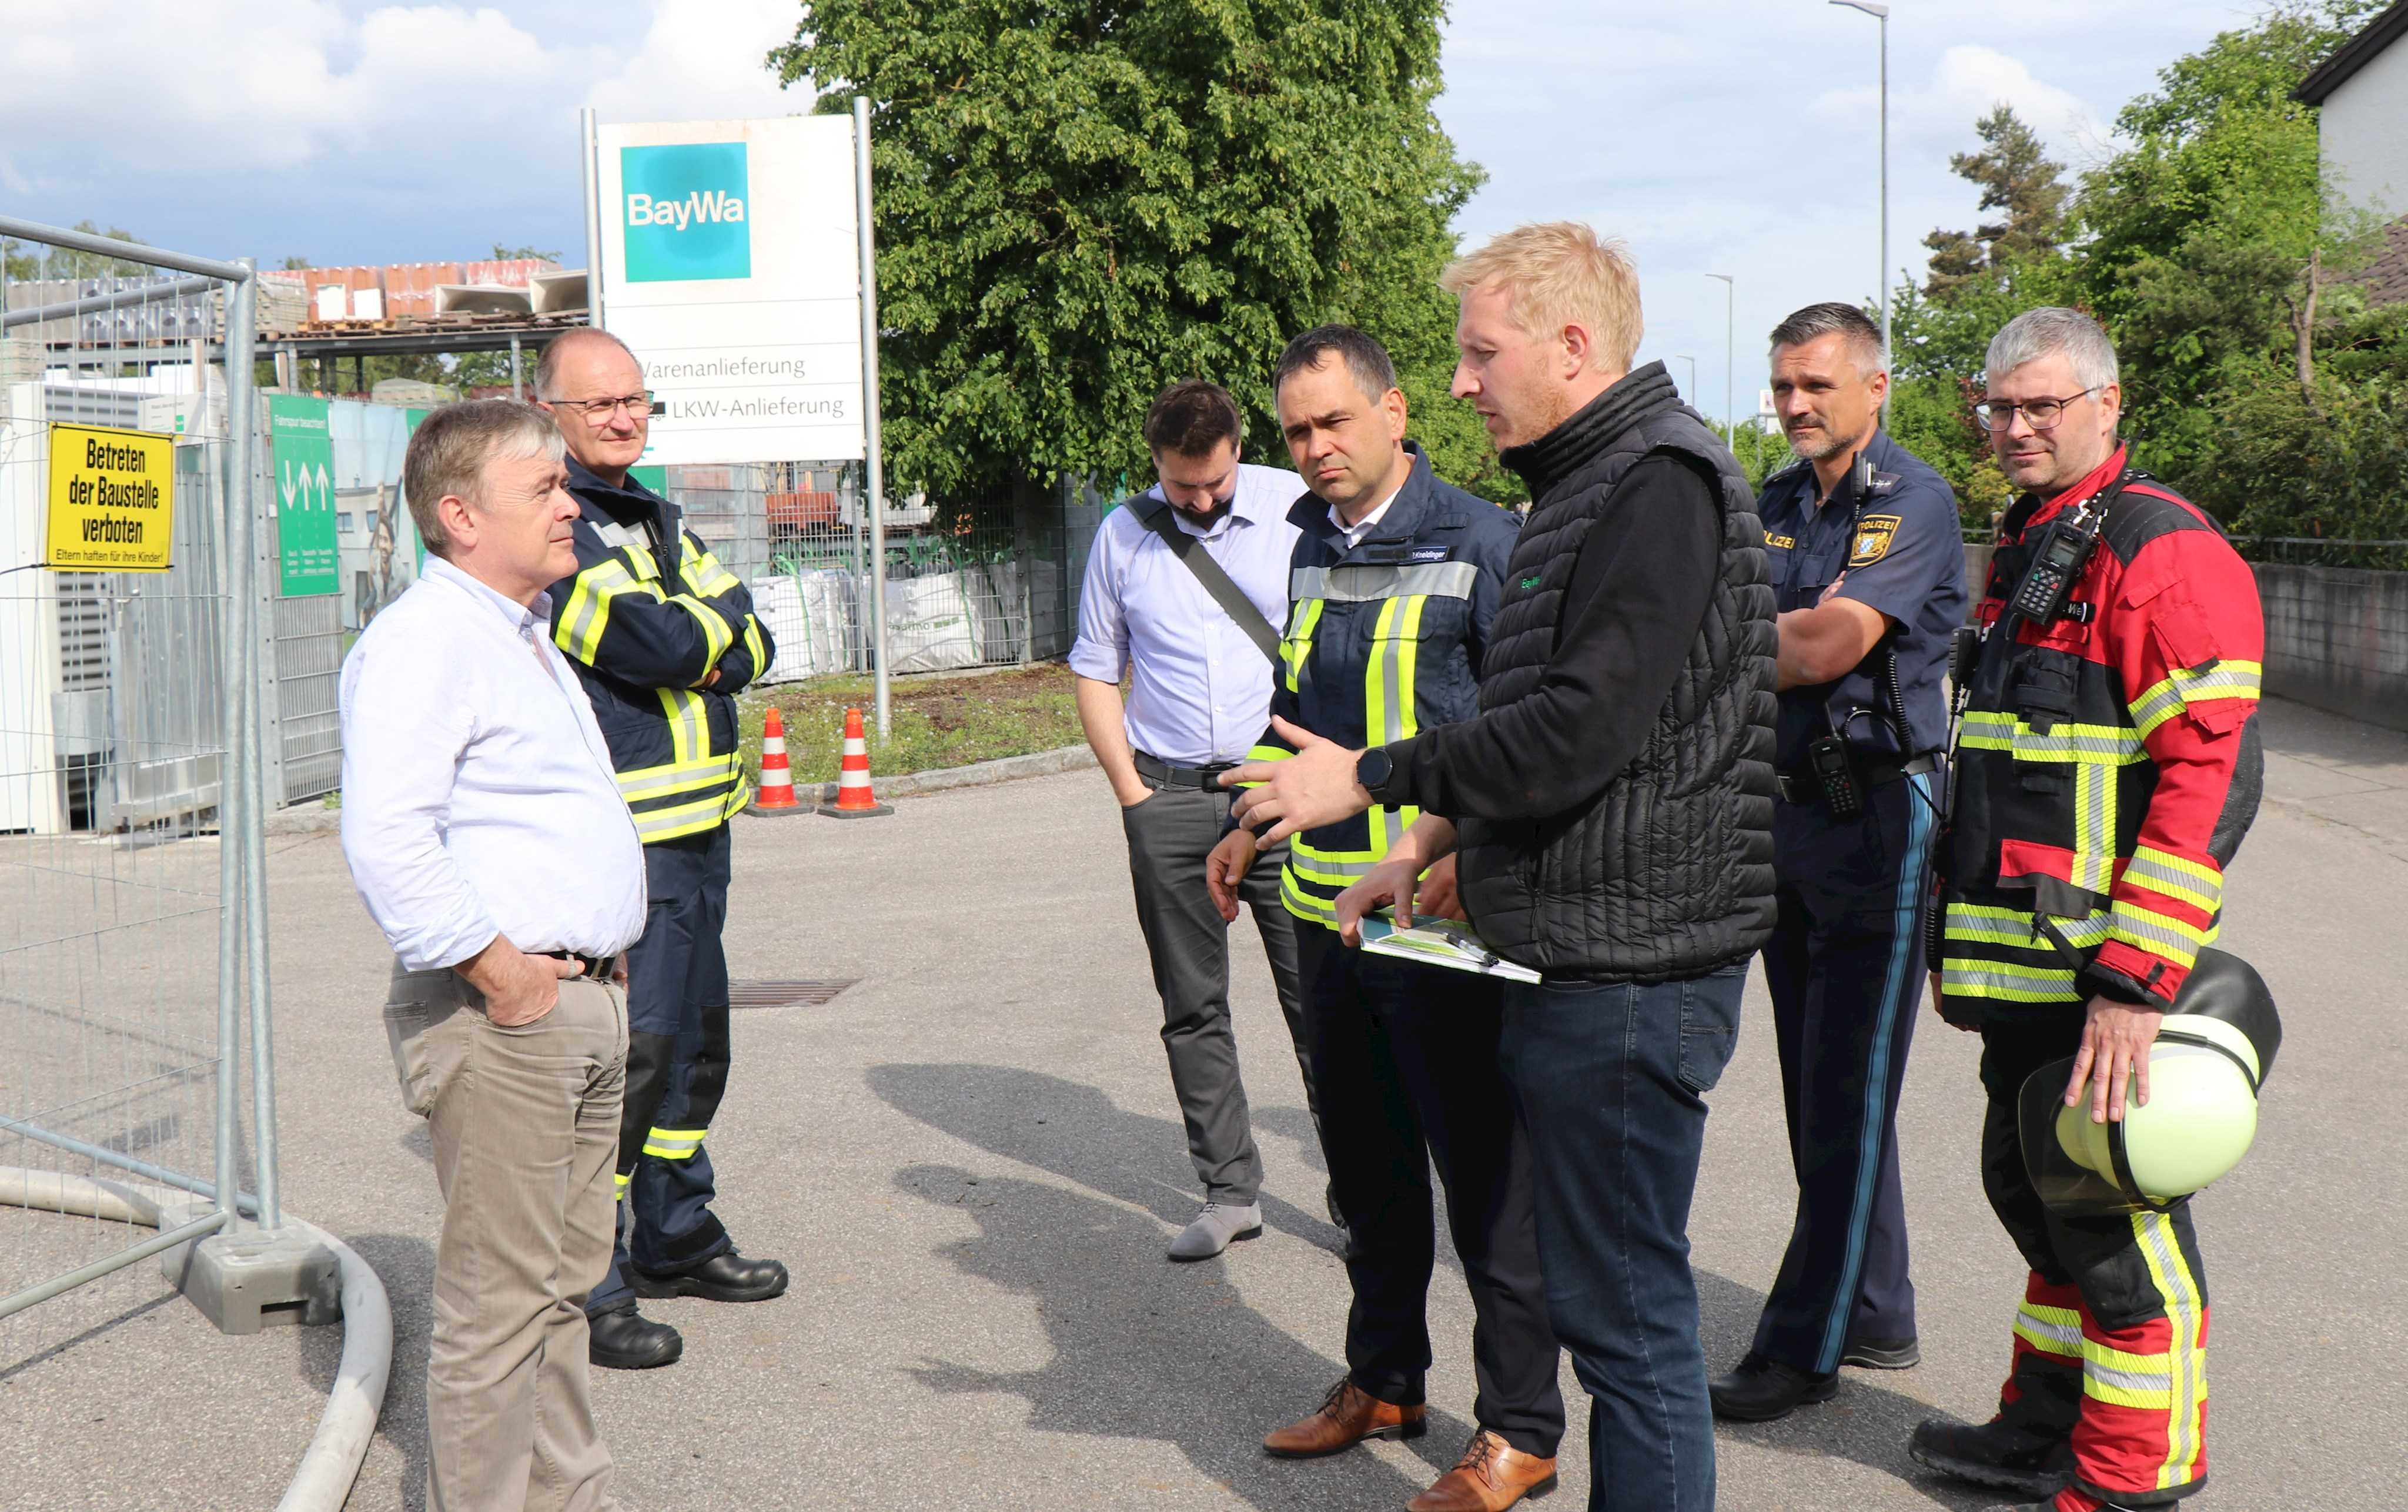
[1939,448,2264,1018]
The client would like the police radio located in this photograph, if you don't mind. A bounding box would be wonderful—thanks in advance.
[2002,471,2135,631]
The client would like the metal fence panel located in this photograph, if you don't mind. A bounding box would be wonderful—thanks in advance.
[0,223,277,1348]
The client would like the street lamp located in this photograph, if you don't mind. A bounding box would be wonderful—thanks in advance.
[1673,354,1698,404]
[1704,274,1734,437]
[1831,0,1891,406]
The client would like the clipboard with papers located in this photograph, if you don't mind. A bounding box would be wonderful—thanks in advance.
[1356,910,1542,984]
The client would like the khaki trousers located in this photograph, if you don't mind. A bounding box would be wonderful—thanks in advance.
[386,961,628,1512]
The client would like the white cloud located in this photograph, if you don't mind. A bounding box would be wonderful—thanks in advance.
[0,0,800,180]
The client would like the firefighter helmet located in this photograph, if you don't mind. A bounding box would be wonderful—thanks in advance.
[2019,948,2281,1217]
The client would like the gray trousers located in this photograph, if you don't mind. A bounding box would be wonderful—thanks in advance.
[1120,781,1315,1205]
[385,962,627,1512]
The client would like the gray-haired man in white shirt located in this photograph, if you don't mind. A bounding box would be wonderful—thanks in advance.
[340,400,645,1512]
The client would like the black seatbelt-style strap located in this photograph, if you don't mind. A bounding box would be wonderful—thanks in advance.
[1131,496,1283,665]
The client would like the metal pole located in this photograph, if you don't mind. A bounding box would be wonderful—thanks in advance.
[0,215,250,282]
[510,334,523,400]
[1704,274,1735,438]
[1674,354,1697,402]
[1878,9,1891,423]
[212,276,247,1233]
[854,95,892,738]
[580,107,604,324]
[0,1212,233,1324]
[225,263,282,1233]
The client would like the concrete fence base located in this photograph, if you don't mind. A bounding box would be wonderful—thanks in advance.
[2253,563,2408,734]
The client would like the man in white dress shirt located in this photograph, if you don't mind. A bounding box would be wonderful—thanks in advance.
[340,399,646,1512]
[1071,380,1317,1261]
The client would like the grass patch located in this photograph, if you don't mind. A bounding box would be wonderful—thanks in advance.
[737,663,1086,785]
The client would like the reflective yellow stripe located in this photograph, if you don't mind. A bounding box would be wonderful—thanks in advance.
[1944,901,2111,949]
[641,1126,707,1160]
[1244,744,1290,764]
[614,1170,630,1199]
[2131,660,2263,738]
[668,593,737,664]
[742,617,767,676]
[1961,711,2148,764]
[1280,867,1339,925]
[1942,959,2079,1002]
[618,753,741,802]
[632,792,739,841]
[557,559,638,662]
[2014,1301,2084,1361]
[1282,599,1325,694]
[2082,1343,2175,1410]
[681,539,742,596]
[657,687,709,764]
[2108,901,2212,970]
[2132,1208,2210,1488]
[2125,847,2222,914]
[2072,760,2117,894]
[1289,851,1383,884]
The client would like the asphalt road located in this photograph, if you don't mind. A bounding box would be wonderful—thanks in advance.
[0,693,2399,1511]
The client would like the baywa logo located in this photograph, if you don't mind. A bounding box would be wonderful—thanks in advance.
[623,142,750,283]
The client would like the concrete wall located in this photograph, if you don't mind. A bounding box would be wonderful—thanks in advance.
[2323,35,2408,218]
[2254,563,2408,732]
[1961,546,2407,732]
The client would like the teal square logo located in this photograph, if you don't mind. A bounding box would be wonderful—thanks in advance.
[621,142,751,283]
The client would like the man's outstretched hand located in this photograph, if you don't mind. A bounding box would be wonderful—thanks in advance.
[1220,717,1372,845]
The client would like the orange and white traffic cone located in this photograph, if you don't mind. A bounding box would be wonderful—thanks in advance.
[745,705,809,816]
[818,706,893,818]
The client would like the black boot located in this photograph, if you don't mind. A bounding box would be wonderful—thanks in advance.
[1708,1354,1838,1421]
[632,1249,790,1303]
[1842,1334,1921,1369]
[588,1300,683,1369]
[1907,1417,2073,1500]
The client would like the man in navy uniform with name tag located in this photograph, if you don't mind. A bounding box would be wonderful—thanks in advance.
[1709,302,1966,1421]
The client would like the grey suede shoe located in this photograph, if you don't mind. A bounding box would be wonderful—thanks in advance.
[1168,1201,1262,1261]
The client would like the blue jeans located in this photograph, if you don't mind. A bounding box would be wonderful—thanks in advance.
[1499,964,1747,1512]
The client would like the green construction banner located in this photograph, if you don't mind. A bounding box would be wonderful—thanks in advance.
[270,396,339,596]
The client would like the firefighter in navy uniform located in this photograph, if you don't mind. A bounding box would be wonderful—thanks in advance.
[1208,327,1564,1512]
[1709,305,1966,1422]
[1908,309,2263,1512]
[534,329,789,1373]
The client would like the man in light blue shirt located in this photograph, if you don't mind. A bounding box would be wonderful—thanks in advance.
[1072,380,1317,1261]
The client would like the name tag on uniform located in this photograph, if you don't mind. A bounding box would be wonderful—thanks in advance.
[1764,531,1795,549]
[1849,514,1901,566]
[1409,548,1449,563]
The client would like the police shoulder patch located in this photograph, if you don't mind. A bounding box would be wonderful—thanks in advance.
[1848,514,1902,566]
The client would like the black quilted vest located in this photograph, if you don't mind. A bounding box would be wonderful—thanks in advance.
[1456,364,1780,982]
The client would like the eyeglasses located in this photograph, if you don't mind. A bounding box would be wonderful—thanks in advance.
[547,392,657,422]
[1973,387,2098,432]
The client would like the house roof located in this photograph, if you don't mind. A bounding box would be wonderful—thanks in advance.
[2355,216,2408,307]
[2297,0,2408,105]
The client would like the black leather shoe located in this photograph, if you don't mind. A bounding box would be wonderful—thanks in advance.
[1842,1334,1921,1370]
[588,1300,682,1370]
[1907,1417,2073,1500]
[1708,1354,1838,1421]
[632,1249,790,1303]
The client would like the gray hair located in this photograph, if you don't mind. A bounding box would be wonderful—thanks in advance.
[1986,307,2119,392]
[403,399,566,559]
[1768,302,1886,377]
[534,326,641,400]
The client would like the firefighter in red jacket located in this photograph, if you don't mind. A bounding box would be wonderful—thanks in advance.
[1909,309,2262,1512]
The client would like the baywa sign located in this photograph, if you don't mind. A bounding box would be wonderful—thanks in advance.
[623,142,751,283]
[591,115,867,466]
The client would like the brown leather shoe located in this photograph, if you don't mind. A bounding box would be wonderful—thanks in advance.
[1262,1379,1427,1459]
[1407,1428,1560,1511]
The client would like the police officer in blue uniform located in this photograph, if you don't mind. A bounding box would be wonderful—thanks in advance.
[1710,303,1966,1421]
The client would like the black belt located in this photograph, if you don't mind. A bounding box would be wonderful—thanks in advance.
[1774,753,1937,807]
[1132,750,1238,791]
[543,951,618,981]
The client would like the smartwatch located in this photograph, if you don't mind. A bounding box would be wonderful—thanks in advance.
[1355,746,1395,802]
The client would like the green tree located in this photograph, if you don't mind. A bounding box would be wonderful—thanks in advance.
[489,243,562,264]
[768,0,1507,514]
[1921,106,2070,303]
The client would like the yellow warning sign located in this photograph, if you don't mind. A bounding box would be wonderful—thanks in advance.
[46,422,176,572]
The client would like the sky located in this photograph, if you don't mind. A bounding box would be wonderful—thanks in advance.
[0,0,2275,416]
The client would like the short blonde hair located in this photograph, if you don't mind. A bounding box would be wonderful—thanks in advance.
[1441,222,1644,370]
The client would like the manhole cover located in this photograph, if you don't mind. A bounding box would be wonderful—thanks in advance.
[729,979,857,1010]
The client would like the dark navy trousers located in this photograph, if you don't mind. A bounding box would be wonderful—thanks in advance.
[1749,770,1934,1374]
[589,825,735,1313]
